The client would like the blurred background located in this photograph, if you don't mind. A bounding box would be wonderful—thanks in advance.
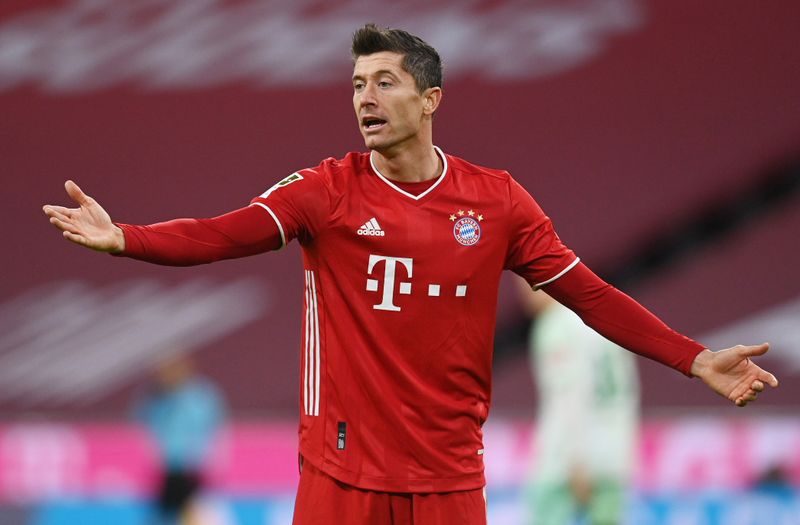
[2,0,799,523]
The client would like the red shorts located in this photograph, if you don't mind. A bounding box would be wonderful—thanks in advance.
[292,461,487,525]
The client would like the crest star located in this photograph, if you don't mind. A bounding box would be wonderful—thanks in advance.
[449,214,457,221]
[478,214,484,221]
[457,210,465,216]
[468,210,475,216]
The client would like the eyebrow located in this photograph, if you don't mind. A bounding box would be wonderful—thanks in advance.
[352,69,401,82]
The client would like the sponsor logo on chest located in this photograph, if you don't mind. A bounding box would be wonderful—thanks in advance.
[365,254,468,311]
[355,209,487,246]
[357,217,385,237]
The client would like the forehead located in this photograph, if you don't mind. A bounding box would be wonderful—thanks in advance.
[352,51,407,78]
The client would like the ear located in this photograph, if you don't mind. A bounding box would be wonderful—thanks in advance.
[422,87,443,116]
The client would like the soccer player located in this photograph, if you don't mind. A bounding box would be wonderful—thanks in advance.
[518,283,639,525]
[133,354,225,525]
[43,24,778,525]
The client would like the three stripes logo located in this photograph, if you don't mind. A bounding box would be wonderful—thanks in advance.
[357,217,385,237]
[304,270,320,417]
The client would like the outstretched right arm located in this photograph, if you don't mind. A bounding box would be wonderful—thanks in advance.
[43,181,282,266]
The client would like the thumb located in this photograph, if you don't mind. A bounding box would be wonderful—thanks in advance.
[739,342,770,358]
[65,180,91,206]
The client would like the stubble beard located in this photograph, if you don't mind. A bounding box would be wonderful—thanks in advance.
[364,127,417,156]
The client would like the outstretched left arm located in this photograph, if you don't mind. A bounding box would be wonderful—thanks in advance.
[540,262,780,406]
[690,344,779,407]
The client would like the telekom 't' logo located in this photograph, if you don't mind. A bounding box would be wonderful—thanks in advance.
[365,254,469,311]
[366,255,413,311]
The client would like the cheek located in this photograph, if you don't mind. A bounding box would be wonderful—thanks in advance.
[402,106,425,128]
[395,100,423,123]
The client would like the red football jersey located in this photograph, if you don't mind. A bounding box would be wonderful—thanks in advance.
[250,147,577,493]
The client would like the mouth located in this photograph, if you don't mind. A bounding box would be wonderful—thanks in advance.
[361,116,387,132]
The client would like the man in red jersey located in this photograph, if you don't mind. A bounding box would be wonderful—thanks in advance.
[44,24,778,525]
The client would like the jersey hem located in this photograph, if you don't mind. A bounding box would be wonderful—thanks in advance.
[299,445,486,494]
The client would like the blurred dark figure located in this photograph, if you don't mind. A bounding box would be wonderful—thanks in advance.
[135,354,225,525]
[752,465,794,498]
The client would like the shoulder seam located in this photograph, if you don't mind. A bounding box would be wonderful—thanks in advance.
[445,155,510,181]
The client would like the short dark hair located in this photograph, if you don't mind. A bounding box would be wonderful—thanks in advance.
[351,23,443,92]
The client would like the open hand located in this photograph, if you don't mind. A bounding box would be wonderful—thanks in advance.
[691,344,779,407]
[43,180,125,253]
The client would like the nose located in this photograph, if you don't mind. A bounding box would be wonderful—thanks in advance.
[358,82,378,108]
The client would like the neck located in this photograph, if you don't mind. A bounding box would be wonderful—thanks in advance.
[371,141,442,183]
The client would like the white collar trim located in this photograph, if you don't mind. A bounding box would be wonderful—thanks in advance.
[369,146,448,201]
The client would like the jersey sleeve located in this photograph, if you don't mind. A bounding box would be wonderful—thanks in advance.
[249,164,332,247]
[545,262,705,376]
[504,177,579,288]
[116,205,283,266]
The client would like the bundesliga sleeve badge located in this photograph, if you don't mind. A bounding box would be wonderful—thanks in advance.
[449,209,484,246]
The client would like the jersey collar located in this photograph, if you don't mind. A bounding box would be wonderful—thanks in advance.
[369,146,448,201]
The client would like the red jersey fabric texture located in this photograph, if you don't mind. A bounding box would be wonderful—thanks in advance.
[117,147,705,493]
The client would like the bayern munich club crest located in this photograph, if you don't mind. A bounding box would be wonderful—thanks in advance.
[450,209,484,246]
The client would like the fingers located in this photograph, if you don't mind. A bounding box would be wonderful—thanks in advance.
[737,342,770,358]
[65,180,91,206]
[739,344,779,387]
[733,386,758,407]
[49,215,90,247]
[733,376,778,407]
[736,343,778,387]
[48,215,81,236]
[43,182,89,222]
[736,388,760,407]
[44,205,88,242]
[43,204,73,218]
[43,206,72,224]
[758,369,779,388]
[63,230,89,247]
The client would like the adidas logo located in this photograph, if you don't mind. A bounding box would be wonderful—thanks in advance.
[357,217,385,237]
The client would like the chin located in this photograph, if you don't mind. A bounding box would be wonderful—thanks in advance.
[363,136,387,152]
[364,134,406,154]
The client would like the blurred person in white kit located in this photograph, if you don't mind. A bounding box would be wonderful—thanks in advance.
[518,279,639,525]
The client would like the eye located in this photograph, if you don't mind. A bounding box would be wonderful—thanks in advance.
[353,82,365,92]
[378,81,392,89]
